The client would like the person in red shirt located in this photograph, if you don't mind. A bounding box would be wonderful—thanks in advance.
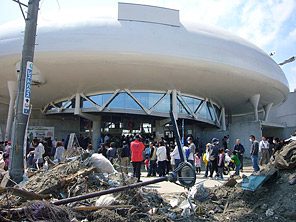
[130,135,145,182]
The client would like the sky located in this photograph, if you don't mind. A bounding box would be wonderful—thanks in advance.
[1,0,296,91]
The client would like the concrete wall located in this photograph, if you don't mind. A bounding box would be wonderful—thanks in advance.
[200,127,228,145]
[29,110,80,140]
[269,92,296,128]
[228,121,262,157]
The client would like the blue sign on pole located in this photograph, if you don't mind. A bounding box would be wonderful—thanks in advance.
[23,61,33,115]
[182,119,184,146]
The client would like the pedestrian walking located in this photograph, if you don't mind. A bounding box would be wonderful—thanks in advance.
[156,141,167,177]
[259,136,270,165]
[233,139,245,171]
[130,135,145,182]
[203,143,211,178]
[120,141,130,174]
[217,148,225,180]
[231,150,241,176]
[209,138,219,178]
[147,142,157,177]
[194,153,201,174]
[250,135,260,172]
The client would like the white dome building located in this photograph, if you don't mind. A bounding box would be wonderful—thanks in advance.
[0,3,293,154]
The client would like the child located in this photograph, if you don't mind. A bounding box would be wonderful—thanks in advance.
[231,150,241,176]
[217,148,225,180]
[144,154,149,171]
[203,143,211,178]
[225,149,231,163]
[194,153,201,174]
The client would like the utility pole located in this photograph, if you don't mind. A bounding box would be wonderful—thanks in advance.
[9,0,40,183]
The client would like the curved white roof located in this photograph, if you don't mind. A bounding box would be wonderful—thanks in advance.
[0,4,289,115]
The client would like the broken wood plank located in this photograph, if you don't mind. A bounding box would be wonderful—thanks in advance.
[62,166,95,182]
[0,187,50,200]
[74,205,133,211]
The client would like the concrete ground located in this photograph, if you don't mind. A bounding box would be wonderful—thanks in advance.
[138,160,254,193]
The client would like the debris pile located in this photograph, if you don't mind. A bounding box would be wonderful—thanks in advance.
[188,141,296,222]
[0,142,296,221]
[0,148,190,221]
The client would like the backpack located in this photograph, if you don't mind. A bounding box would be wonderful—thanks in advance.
[185,148,191,160]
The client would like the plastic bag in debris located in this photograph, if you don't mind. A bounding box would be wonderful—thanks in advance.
[189,183,211,202]
[95,194,116,206]
[178,199,196,210]
[88,154,116,174]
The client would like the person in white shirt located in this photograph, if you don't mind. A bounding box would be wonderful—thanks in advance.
[259,136,270,165]
[54,141,65,163]
[29,140,44,169]
[187,137,196,166]
[171,142,181,169]
[156,141,167,177]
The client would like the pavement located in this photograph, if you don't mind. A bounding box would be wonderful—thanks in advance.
[139,165,254,193]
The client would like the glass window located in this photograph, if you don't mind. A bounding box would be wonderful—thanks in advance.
[214,105,221,120]
[82,98,94,108]
[82,93,113,108]
[124,93,142,110]
[183,96,194,111]
[102,94,113,105]
[177,97,190,114]
[199,102,211,120]
[148,93,165,109]
[61,100,73,109]
[108,93,142,110]
[208,102,216,121]
[108,93,125,108]
[178,96,202,114]
[154,95,170,112]
[89,94,103,106]
[133,93,149,109]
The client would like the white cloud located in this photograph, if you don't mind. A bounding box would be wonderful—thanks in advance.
[234,0,296,47]
[285,28,296,45]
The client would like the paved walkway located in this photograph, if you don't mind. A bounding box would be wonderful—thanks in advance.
[139,166,253,193]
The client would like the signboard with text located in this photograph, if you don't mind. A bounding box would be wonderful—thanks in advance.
[27,126,54,141]
[23,61,33,115]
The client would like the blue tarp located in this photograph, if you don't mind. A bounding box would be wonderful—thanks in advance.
[240,175,269,191]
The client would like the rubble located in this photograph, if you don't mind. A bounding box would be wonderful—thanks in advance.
[0,142,296,221]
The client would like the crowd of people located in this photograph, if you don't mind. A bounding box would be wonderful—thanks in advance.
[0,130,293,183]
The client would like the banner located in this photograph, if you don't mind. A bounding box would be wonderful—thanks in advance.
[27,126,54,140]
[23,61,33,115]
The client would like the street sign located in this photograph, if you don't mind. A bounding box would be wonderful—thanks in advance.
[23,61,33,115]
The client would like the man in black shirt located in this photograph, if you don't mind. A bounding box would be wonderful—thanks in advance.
[120,141,130,174]
[249,135,260,172]
[234,139,245,171]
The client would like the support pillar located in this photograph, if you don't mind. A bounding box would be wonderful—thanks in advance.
[92,116,101,153]
[5,81,17,141]
[263,103,273,121]
[155,120,165,139]
[74,93,80,115]
[249,94,260,121]
[172,90,178,120]
[221,107,226,131]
